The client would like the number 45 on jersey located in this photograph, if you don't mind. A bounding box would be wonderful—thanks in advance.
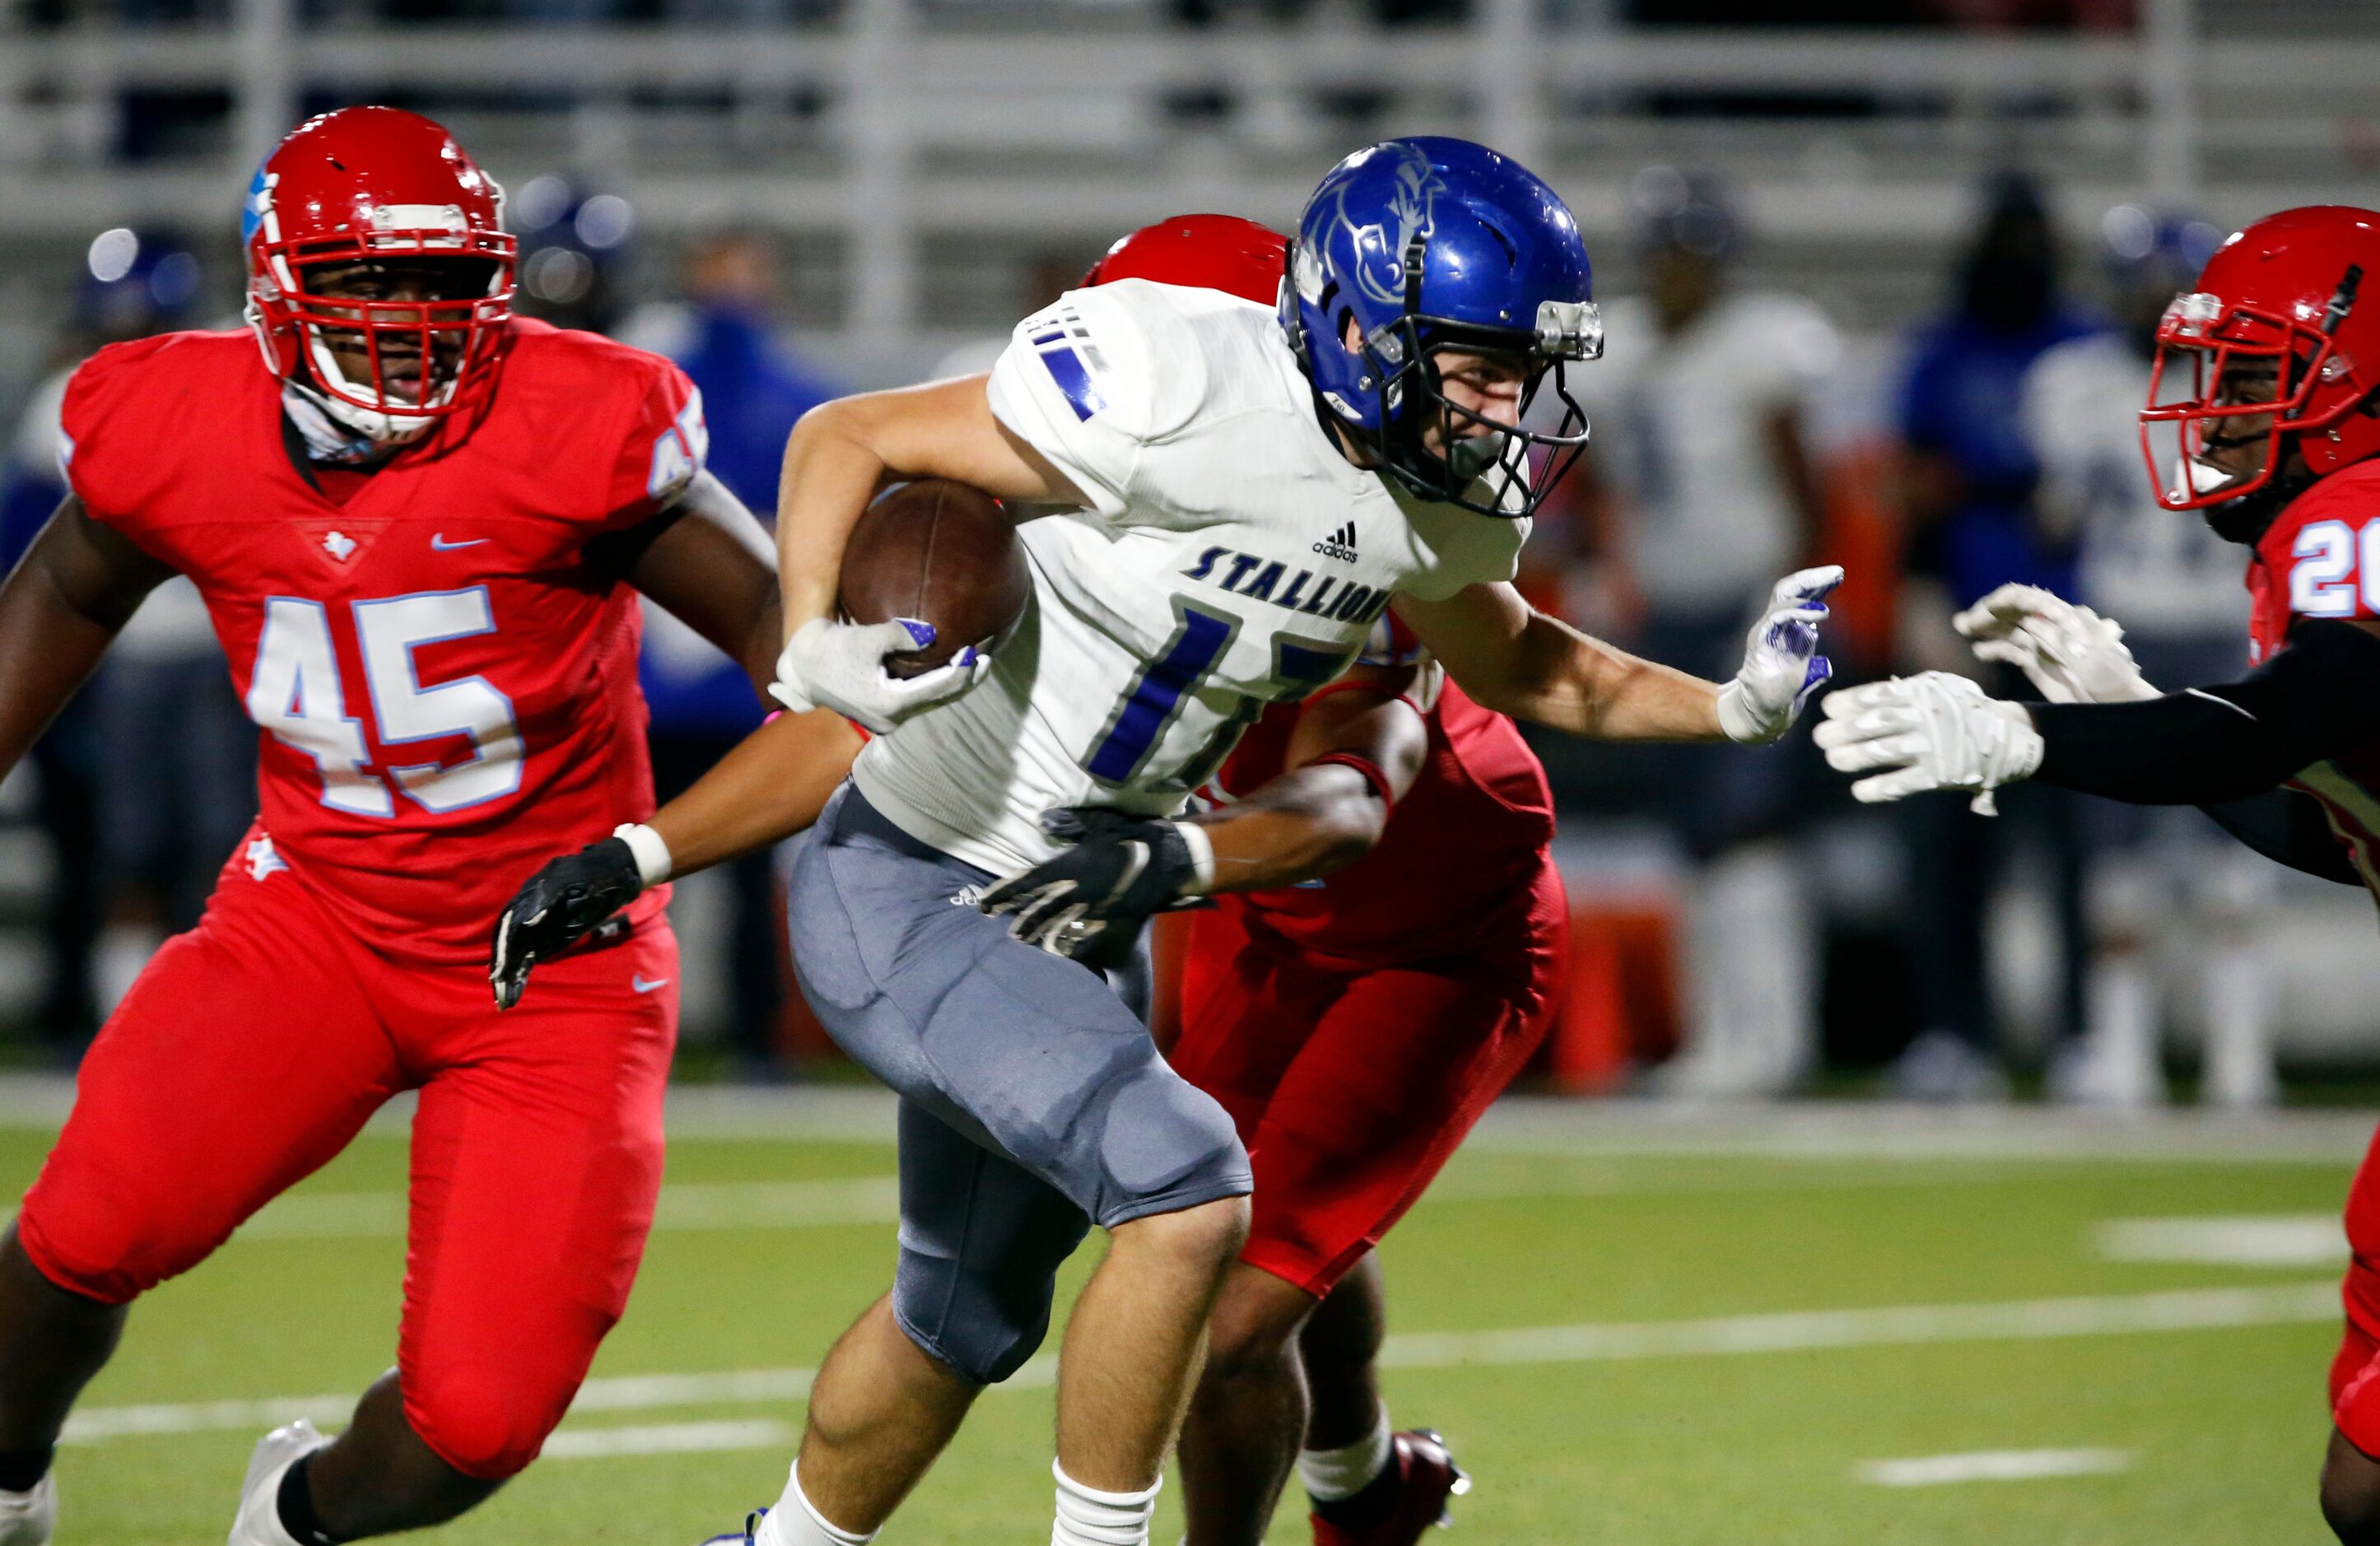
[247,588,524,817]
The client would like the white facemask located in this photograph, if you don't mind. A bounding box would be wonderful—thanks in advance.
[296,326,452,445]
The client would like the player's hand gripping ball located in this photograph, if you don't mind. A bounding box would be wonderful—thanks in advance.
[1954,583,2159,705]
[1814,671,2044,817]
[771,480,1030,733]
[1715,565,1844,744]
[490,837,645,1008]
[980,808,1210,972]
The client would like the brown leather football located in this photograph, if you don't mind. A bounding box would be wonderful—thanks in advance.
[837,479,1031,678]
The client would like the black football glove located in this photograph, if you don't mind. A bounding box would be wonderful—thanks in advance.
[978,807,1206,972]
[491,836,644,1009]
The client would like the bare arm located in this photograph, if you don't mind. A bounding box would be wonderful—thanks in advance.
[0,495,171,775]
[1184,667,1428,894]
[775,374,1085,636]
[613,470,782,696]
[644,708,865,876]
[1394,581,1728,742]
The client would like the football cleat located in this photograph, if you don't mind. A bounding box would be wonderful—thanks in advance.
[0,1471,55,1546]
[227,1419,330,1546]
[1311,1429,1471,1546]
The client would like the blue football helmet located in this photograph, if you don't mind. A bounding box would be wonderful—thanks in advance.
[1281,137,1600,519]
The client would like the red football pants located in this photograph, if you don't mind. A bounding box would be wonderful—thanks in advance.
[15,834,678,1479]
[2332,1124,2380,1455]
[1167,861,1567,1297]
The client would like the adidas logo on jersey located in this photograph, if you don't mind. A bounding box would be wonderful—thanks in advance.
[1181,544,1394,627]
[1311,522,1360,563]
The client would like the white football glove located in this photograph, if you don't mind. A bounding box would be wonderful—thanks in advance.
[770,616,992,735]
[1814,672,2043,815]
[1714,565,1845,744]
[1953,584,2158,705]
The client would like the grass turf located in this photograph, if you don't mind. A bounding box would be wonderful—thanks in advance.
[9,1120,2354,1544]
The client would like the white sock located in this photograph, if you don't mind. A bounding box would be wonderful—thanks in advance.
[757,1460,875,1546]
[1298,1407,1393,1503]
[1050,1460,1160,1546]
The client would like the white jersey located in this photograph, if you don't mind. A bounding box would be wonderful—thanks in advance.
[2022,333,2247,639]
[1570,291,1841,615]
[851,279,1529,875]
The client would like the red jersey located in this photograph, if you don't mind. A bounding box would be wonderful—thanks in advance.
[1211,653,1556,968]
[2246,457,2380,894]
[60,319,708,966]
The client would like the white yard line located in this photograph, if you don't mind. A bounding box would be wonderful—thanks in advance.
[226,1166,2060,1243]
[1465,1099,2378,1165]
[233,1178,904,1241]
[0,1077,2367,1163]
[1372,1281,2340,1368]
[541,1419,794,1460]
[1855,1448,2134,1487]
[62,1280,2339,1446]
[2094,1215,2345,1268]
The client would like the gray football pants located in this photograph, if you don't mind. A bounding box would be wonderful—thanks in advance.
[785,783,1251,1383]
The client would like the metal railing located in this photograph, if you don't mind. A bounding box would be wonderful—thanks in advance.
[4,0,2377,344]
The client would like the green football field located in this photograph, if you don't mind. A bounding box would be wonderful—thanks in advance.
[15,1092,2368,1544]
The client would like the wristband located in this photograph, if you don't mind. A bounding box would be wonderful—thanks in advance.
[612,822,673,887]
[1714,678,1773,745]
[1173,821,1217,895]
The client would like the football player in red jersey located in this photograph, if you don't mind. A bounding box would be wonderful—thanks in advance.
[1810,205,2380,1545]
[0,106,855,1546]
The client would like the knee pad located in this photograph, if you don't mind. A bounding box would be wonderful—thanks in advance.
[1084,1061,1251,1229]
[403,1361,570,1480]
[892,1242,1063,1385]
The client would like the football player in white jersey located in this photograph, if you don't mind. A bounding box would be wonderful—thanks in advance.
[494,137,1840,1546]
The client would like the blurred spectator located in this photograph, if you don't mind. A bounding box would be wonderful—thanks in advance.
[510,175,637,337]
[0,228,249,1053]
[1567,170,1844,1097]
[623,231,841,1077]
[1890,173,2102,1100]
[2021,207,2274,1107]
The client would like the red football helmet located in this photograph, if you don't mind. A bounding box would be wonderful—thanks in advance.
[243,106,516,439]
[2140,204,2380,510]
[1082,213,1288,309]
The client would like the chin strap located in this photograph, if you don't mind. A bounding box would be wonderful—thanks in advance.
[281,384,394,465]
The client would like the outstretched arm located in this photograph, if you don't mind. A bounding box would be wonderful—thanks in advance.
[488,700,865,1011]
[1393,581,1721,740]
[1818,618,2380,818]
[1182,669,1428,894]
[645,708,865,876]
[1392,566,1839,745]
[0,495,170,775]
[2022,619,2380,803]
[2201,789,2364,885]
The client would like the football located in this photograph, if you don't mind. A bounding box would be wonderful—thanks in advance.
[837,479,1032,679]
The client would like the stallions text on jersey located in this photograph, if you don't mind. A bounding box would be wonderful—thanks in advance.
[59,318,707,963]
[850,278,1530,874]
